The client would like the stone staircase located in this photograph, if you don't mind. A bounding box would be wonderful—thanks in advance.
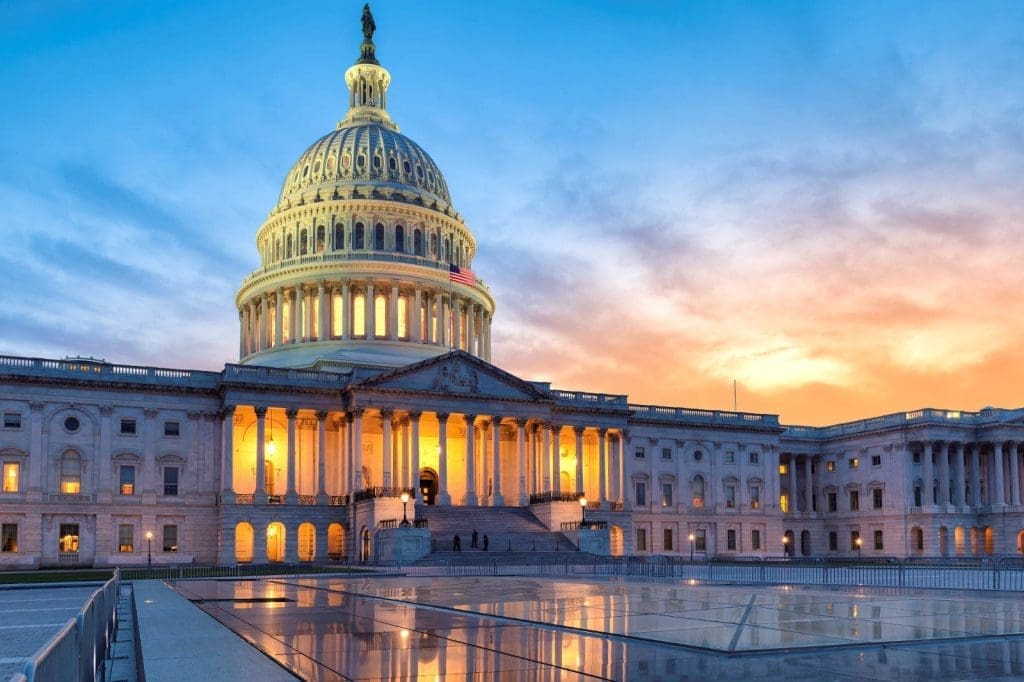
[413,506,582,562]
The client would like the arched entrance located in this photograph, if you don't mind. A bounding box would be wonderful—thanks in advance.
[297,522,316,562]
[954,526,966,556]
[267,522,285,562]
[800,530,811,557]
[419,468,439,505]
[1017,530,1024,554]
[610,525,624,557]
[235,522,254,563]
[560,471,572,492]
[360,527,371,562]
[984,527,995,555]
[783,530,795,557]
[328,523,346,561]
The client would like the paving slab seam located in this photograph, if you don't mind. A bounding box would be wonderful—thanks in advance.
[726,594,759,652]
[262,578,615,681]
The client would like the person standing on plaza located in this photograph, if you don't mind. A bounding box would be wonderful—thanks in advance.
[471,529,479,548]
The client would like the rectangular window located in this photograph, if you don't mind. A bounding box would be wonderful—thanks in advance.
[871,454,881,467]
[849,457,859,470]
[751,529,761,550]
[874,529,884,550]
[119,465,135,496]
[724,485,736,508]
[849,490,860,511]
[2,462,19,493]
[914,486,922,507]
[634,447,646,459]
[164,421,180,437]
[661,483,673,507]
[724,451,735,464]
[118,524,134,553]
[749,486,760,510]
[779,463,789,475]
[59,524,79,553]
[663,528,673,551]
[636,528,647,552]
[120,418,137,435]
[873,488,883,509]
[661,447,672,461]
[635,481,647,507]
[163,524,178,553]
[913,452,921,463]
[827,461,835,472]
[828,492,837,512]
[727,529,737,551]
[780,493,789,513]
[2,413,20,429]
[851,530,861,551]
[749,451,759,464]
[163,467,179,497]
[695,528,707,552]
[1,524,17,552]
[828,531,838,551]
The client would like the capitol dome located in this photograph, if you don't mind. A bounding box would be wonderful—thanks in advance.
[234,6,494,372]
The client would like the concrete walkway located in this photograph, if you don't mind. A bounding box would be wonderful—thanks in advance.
[133,580,296,681]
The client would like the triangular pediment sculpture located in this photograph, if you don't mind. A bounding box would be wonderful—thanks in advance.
[352,350,553,402]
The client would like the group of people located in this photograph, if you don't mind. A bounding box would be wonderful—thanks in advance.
[452,529,488,551]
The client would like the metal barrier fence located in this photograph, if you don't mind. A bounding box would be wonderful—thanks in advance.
[392,556,1024,590]
[14,569,120,682]
[118,561,402,582]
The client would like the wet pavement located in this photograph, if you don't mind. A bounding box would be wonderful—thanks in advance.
[171,576,1024,680]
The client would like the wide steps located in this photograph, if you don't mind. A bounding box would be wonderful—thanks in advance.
[414,505,579,556]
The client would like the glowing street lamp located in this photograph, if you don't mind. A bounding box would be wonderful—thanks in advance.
[400,491,411,527]
[856,536,863,560]
[579,496,588,528]
[688,533,695,560]
[782,534,790,557]
[145,530,153,568]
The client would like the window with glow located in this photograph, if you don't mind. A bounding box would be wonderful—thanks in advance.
[1,524,16,552]
[661,482,673,507]
[2,462,18,493]
[282,300,291,342]
[849,457,859,469]
[332,293,343,336]
[374,294,387,338]
[780,493,789,513]
[119,465,135,495]
[60,452,81,494]
[163,524,178,553]
[779,463,788,475]
[311,298,320,340]
[691,475,705,508]
[850,530,860,550]
[749,485,760,509]
[827,461,835,472]
[353,294,366,336]
[59,524,79,553]
[118,524,134,553]
[397,296,408,338]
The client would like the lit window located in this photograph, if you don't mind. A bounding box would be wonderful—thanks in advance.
[120,419,137,435]
[827,461,835,472]
[119,466,135,496]
[724,484,736,508]
[691,475,705,508]
[60,452,81,494]
[3,413,20,429]
[849,458,859,470]
[749,485,760,509]
[118,524,134,553]
[1,523,17,552]
[779,463,788,475]
[164,421,179,437]
[850,530,860,551]
[661,483,673,507]
[780,494,789,513]
[397,296,408,339]
[163,525,178,553]
[353,294,366,336]
[163,467,179,497]
[374,294,387,338]
[59,524,79,553]
[2,462,19,493]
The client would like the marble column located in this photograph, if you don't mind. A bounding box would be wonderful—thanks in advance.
[389,281,399,340]
[551,424,562,494]
[491,417,503,506]
[342,281,352,340]
[937,441,950,506]
[467,303,475,355]
[413,287,423,343]
[254,406,267,503]
[221,406,235,498]
[285,408,297,502]
[274,288,284,347]
[437,413,451,505]
[541,423,551,492]
[788,455,798,513]
[464,414,478,505]
[293,285,304,342]
[352,409,364,491]
[452,295,461,349]
[410,412,422,503]
[258,295,268,351]
[994,443,1006,506]
[922,441,933,506]
[380,410,393,488]
[438,294,447,347]
[953,442,966,507]
[400,417,410,491]
[1010,442,1021,506]
[619,430,629,508]
[574,427,584,495]
[804,455,814,513]
[365,283,375,338]
[598,428,608,508]
[316,411,328,499]
[318,281,328,341]
[969,443,981,507]
[516,418,527,505]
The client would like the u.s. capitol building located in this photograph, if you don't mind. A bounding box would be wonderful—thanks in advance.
[2,9,1023,569]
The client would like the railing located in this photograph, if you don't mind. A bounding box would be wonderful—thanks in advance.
[629,404,781,427]
[235,494,254,505]
[298,495,317,505]
[47,494,95,503]
[529,491,585,504]
[783,406,1024,440]
[328,494,351,506]
[413,518,429,528]
[0,354,220,388]
[17,569,119,682]
[378,519,399,530]
[223,363,350,386]
[118,562,382,582]
[560,520,608,531]
[550,390,629,407]
[352,487,414,503]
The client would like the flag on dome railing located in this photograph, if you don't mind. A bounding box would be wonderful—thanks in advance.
[449,264,476,286]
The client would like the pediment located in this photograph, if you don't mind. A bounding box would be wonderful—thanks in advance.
[352,351,552,402]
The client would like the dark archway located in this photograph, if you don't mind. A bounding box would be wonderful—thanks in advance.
[419,468,439,506]
[783,529,795,557]
[800,529,811,557]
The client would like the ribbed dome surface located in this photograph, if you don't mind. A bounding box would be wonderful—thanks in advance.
[278,123,452,207]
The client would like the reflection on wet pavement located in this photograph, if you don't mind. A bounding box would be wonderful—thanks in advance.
[172,576,1024,680]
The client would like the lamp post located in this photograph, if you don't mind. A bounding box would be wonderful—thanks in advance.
[146,530,153,568]
[688,533,695,560]
[400,492,411,527]
[579,496,588,528]
[856,536,863,560]
[782,534,789,557]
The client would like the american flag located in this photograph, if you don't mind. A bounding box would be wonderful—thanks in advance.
[449,264,476,286]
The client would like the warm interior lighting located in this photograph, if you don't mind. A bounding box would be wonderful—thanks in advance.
[266,439,277,456]
[61,481,80,494]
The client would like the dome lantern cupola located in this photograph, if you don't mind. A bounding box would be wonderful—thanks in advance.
[340,4,397,132]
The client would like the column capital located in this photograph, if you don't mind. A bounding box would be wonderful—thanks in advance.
[512,417,526,428]
[464,413,478,425]
[379,408,394,420]
[316,410,329,422]
[436,412,450,424]
[253,406,268,418]
[285,408,298,419]
[408,410,423,422]
[351,407,366,418]
[99,405,115,416]
[220,405,236,419]
[187,411,202,421]
[597,426,608,437]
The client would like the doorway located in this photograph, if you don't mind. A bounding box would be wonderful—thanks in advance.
[419,468,438,505]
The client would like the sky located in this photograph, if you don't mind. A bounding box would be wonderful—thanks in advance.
[2,1,1024,426]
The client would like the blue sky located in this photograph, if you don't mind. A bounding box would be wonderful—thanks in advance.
[3,1,1024,423]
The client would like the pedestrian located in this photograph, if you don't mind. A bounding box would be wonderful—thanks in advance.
[453,534,461,551]
[483,534,489,551]
[471,529,478,548]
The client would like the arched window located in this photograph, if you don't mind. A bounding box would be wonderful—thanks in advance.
[374,223,385,250]
[394,225,405,252]
[331,292,343,337]
[274,238,281,261]
[397,295,408,339]
[60,451,82,494]
[354,222,365,249]
[414,229,424,256]
[444,236,451,263]
[286,235,293,259]
[691,475,705,508]
[316,225,325,253]
[353,294,366,336]
[430,233,438,257]
[333,224,344,251]
[298,523,316,562]
[300,228,309,255]
[374,294,387,338]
